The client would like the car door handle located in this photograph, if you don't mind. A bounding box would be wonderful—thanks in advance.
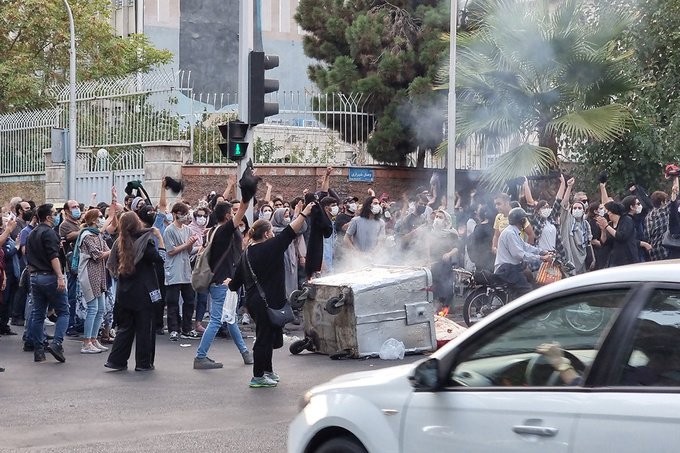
[512,425,559,437]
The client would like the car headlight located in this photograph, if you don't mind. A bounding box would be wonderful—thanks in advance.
[298,390,313,412]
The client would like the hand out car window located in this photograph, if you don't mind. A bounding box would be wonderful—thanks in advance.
[613,289,680,387]
[449,289,629,388]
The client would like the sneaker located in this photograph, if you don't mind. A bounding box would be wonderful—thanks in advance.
[241,350,254,365]
[92,340,109,351]
[180,330,200,339]
[169,331,179,341]
[44,318,55,326]
[34,349,46,362]
[46,342,66,363]
[23,342,35,352]
[193,357,224,370]
[249,376,277,388]
[264,371,280,382]
[241,313,251,325]
[81,343,102,354]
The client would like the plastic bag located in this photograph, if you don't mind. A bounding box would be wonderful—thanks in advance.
[379,338,405,360]
[220,290,239,324]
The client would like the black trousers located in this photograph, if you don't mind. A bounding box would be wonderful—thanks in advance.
[247,299,283,377]
[153,263,166,330]
[107,304,156,369]
[165,283,195,334]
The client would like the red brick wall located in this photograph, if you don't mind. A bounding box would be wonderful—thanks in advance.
[180,165,441,205]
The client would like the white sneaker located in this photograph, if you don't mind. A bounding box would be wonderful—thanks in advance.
[44,318,55,326]
[93,340,109,351]
[241,313,251,325]
[81,343,102,354]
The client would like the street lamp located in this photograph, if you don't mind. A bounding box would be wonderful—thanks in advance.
[63,0,77,200]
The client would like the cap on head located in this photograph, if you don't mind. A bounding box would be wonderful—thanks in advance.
[508,207,528,226]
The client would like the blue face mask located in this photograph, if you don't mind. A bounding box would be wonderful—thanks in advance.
[52,214,62,228]
[71,208,81,220]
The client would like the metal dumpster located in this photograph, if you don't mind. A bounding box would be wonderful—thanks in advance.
[295,265,437,358]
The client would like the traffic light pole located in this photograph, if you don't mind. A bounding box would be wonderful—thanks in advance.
[238,0,255,223]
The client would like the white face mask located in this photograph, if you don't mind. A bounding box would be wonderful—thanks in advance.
[97,218,106,229]
[330,206,339,216]
[572,208,584,219]
[261,211,273,221]
[165,213,173,223]
[597,208,606,216]
[540,208,552,218]
[195,216,207,227]
[383,210,391,219]
[635,205,643,214]
[348,203,357,213]
[371,204,382,215]
[433,218,446,230]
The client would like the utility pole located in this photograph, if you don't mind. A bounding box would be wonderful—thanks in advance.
[63,0,77,201]
[447,0,457,217]
[238,0,255,222]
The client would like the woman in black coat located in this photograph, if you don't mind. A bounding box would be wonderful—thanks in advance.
[596,201,638,267]
[229,202,314,388]
[105,212,165,371]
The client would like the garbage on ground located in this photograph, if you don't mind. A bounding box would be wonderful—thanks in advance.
[435,315,466,349]
[379,338,406,360]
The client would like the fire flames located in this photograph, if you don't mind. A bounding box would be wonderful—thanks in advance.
[438,306,450,317]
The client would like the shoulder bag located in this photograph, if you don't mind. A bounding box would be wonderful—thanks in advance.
[244,247,294,327]
[662,230,680,250]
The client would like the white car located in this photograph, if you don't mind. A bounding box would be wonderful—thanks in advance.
[289,262,680,453]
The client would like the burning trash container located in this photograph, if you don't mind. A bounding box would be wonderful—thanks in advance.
[289,266,437,358]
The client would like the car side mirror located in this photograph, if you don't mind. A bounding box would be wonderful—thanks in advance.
[409,358,441,391]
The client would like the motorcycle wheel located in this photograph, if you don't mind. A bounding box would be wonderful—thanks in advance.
[562,303,605,334]
[463,288,508,327]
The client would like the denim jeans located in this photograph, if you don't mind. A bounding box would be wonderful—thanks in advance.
[83,293,105,339]
[196,283,247,358]
[66,273,82,330]
[195,290,208,324]
[30,274,69,347]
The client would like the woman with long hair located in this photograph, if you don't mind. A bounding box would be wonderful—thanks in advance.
[75,208,111,354]
[105,212,165,371]
[344,196,386,253]
[229,202,314,388]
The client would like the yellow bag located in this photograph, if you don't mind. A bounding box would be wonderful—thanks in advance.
[536,261,562,285]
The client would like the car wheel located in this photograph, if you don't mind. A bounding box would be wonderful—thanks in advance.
[315,436,368,453]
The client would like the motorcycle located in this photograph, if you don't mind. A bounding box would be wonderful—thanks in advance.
[453,268,511,327]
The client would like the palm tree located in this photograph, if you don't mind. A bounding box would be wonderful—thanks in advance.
[442,0,636,189]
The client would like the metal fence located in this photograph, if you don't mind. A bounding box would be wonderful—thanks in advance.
[0,70,454,178]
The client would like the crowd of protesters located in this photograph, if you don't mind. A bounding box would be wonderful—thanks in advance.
[3,163,677,380]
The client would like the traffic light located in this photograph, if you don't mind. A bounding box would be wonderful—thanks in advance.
[248,51,279,125]
[218,120,249,161]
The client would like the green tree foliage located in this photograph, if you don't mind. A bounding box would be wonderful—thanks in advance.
[295,0,449,165]
[453,0,636,190]
[575,0,680,195]
[0,0,172,113]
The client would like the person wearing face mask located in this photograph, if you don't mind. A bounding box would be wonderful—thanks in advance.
[336,197,358,240]
[319,197,340,275]
[26,204,69,363]
[621,195,652,262]
[396,194,430,250]
[596,201,639,267]
[523,177,575,273]
[429,209,460,310]
[189,207,210,333]
[258,205,274,221]
[344,196,386,254]
[586,203,609,270]
[558,177,593,275]
[162,202,199,341]
[59,199,84,337]
[271,207,307,301]
[645,191,670,262]
[74,209,111,354]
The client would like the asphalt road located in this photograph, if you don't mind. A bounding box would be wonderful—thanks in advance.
[0,323,422,453]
